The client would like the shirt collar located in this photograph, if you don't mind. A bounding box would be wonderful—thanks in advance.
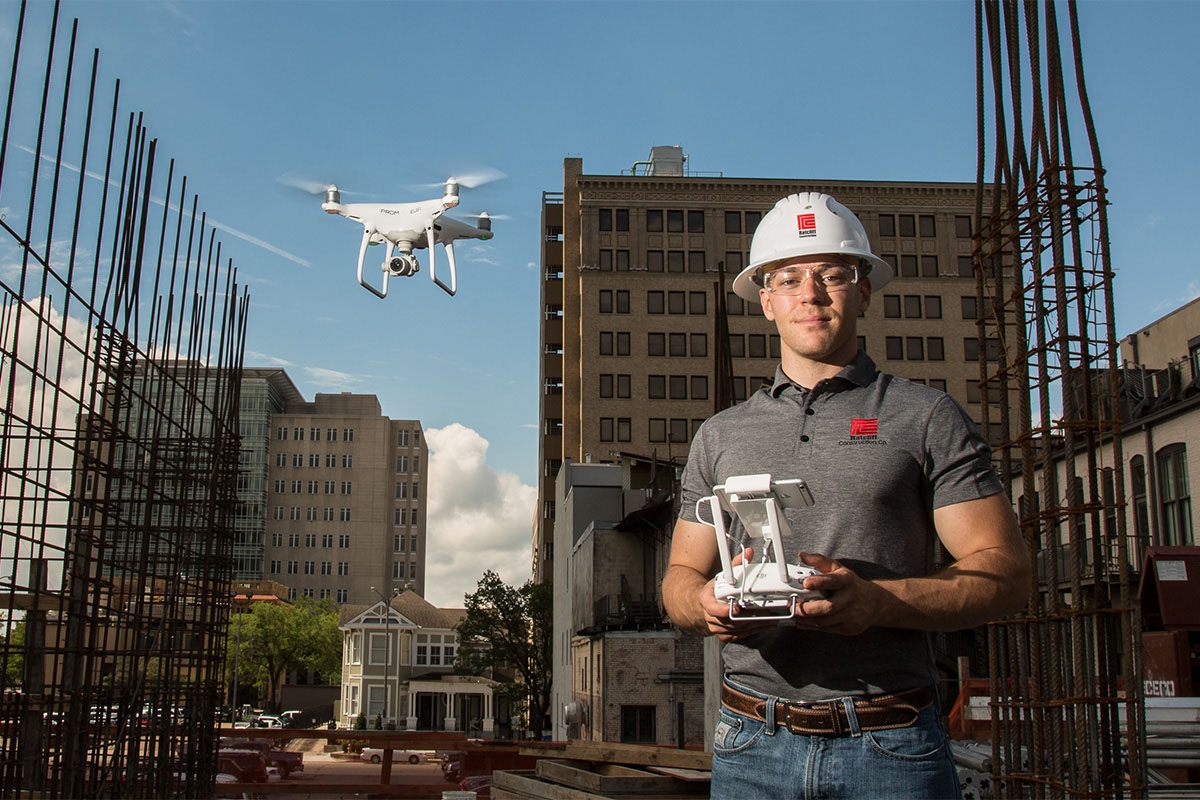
[769,350,878,397]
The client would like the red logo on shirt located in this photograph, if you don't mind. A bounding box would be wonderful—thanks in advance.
[850,418,878,437]
[797,213,817,238]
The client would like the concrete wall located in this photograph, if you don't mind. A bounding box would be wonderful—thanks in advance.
[1120,296,1200,369]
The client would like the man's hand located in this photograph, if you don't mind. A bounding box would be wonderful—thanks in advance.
[792,552,880,636]
[697,548,778,642]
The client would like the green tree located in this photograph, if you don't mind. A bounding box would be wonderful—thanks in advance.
[455,572,552,737]
[1,620,25,690]
[229,597,341,710]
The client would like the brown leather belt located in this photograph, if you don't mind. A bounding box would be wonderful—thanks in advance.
[721,683,935,736]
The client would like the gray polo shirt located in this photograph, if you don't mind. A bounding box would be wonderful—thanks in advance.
[678,351,1003,702]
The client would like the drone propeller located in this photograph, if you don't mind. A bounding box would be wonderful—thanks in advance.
[276,173,373,198]
[406,166,507,192]
[460,211,512,222]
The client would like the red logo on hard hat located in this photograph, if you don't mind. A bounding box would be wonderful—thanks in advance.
[849,418,878,437]
[797,213,817,238]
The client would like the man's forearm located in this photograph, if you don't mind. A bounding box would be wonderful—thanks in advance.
[872,546,1030,632]
[663,565,712,636]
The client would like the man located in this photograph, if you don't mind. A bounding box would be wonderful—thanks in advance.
[662,192,1030,799]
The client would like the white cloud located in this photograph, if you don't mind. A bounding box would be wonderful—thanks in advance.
[247,350,291,367]
[303,366,364,388]
[423,423,535,607]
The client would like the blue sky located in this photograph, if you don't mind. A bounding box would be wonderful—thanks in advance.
[3,0,1196,603]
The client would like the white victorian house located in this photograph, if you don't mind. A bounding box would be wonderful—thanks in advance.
[338,590,501,734]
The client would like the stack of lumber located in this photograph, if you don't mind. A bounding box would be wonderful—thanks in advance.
[496,742,711,800]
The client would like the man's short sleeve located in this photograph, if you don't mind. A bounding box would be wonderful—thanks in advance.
[678,422,715,523]
[924,395,1004,509]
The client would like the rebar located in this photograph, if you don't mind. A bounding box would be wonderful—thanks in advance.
[0,2,249,797]
[974,1,1143,797]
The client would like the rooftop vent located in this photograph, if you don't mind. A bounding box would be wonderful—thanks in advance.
[631,145,687,177]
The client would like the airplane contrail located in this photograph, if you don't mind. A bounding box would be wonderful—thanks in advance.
[14,143,312,268]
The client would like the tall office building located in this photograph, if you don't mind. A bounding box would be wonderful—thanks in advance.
[263,392,428,605]
[535,147,998,581]
[234,369,305,579]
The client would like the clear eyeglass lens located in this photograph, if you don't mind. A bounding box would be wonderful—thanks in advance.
[766,265,857,294]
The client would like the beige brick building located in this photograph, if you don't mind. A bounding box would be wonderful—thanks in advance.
[263,392,428,605]
[535,149,997,582]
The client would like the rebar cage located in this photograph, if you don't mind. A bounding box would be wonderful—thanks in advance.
[974,1,1144,796]
[0,3,249,797]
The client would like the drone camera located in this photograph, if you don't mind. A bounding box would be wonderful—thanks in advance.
[387,254,420,277]
[476,213,492,232]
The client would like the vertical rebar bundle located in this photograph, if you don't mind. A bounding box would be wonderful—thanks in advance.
[975,1,1143,797]
[0,2,249,797]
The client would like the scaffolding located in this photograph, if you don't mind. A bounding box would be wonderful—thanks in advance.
[975,1,1144,796]
[0,2,249,797]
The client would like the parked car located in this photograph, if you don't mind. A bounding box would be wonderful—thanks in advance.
[249,715,284,728]
[217,751,269,783]
[220,738,304,778]
[278,709,306,727]
[359,748,428,765]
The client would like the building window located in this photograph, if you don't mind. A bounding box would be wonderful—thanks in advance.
[599,208,612,232]
[729,335,745,358]
[745,211,761,234]
[648,291,667,316]
[906,337,924,361]
[600,332,613,356]
[690,334,707,358]
[691,375,708,400]
[668,291,685,315]
[669,375,687,400]
[1157,444,1193,545]
[648,375,666,399]
[900,255,918,278]
[687,210,704,233]
[648,333,665,357]
[649,418,666,442]
[617,332,630,356]
[964,337,980,361]
[669,418,688,443]
[646,250,664,272]
[878,214,895,237]
[600,418,614,442]
[748,334,767,359]
[669,333,687,357]
[339,534,350,548]
[617,418,631,442]
[726,292,745,316]
[883,295,901,318]
[617,374,630,398]
[667,251,684,272]
[322,533,333,547]
[918,215,936,237]
[599,290,613,313]
[1131,455,1149,543]
[620,706,656,744]
[615,208,629,232]
[600,374,614,398]
[898,215,915,237]
[961,296,978,320]
[921,256,939,277]
[688,251,705,273]
[689,291,706,315]
[338,561,349,575]
[724,211,741,234]
[958,256,974,278]
[336,588,348,603]
[598,250,612,271]
[927,337,945,361]
[615,290,629,312]
[667,210,684,233]
[955,215,972,238]
[646,209,663,232]
[886,337,903,361]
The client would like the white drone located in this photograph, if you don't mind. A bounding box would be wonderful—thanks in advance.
[283,169,504,298]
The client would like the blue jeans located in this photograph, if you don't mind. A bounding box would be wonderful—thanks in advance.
[711,683,961,800]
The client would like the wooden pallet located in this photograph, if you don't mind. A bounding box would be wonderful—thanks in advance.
[494,748,711,800]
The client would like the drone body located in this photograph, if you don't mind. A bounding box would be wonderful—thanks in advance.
[314,177,497,298]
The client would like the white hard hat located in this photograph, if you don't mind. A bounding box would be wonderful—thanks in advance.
[732,192,893,301]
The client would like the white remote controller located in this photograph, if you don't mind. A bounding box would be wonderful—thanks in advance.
[698,474,822,621]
